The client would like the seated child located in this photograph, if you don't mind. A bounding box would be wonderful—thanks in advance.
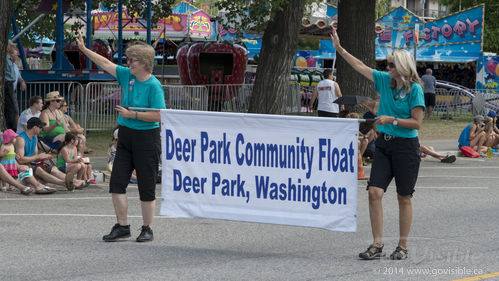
[0,129,56,194]
[56,133,92,187]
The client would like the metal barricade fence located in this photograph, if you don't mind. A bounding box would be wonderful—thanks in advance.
[433,88,499,119]
[16,80,85,121]
[163,85,209,111]
[164,83,301,113]
[433,88,473,119]
[17,82,301,132]
[287,83,302,113]
[84,82,123,131]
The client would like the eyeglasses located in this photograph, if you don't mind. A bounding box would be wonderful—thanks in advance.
[387,62,396,69]
[127,58,139,64]
[55,100,63,103]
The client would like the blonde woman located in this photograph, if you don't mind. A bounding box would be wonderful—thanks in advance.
[77,30,165,243]
[483,116,498,146]
[331,28,425,260]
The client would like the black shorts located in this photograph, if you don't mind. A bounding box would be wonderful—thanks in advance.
[424,93,436,107]
[40,135,62,150]
[109,126,161,201]
[367,134,421,196]
[318,110,339,117]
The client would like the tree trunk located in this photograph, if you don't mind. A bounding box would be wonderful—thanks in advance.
[0,0,14,130]
[337,0,376,100]
[248,0,304,114]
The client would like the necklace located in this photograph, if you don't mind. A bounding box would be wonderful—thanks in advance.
[48,107,59,120]
[393,87,406,100]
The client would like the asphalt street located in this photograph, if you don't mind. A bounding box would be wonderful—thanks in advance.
[1,138,498,281]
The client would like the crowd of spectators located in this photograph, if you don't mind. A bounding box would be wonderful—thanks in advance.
[0,91,94,195]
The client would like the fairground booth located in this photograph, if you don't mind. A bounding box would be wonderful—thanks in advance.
[91,1,215,82]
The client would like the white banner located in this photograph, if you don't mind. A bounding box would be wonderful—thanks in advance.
[160,110,359,232]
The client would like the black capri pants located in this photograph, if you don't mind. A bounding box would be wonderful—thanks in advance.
[110,126,161,201]
[367,134,421,196]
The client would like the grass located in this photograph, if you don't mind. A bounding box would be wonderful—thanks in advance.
[419,118,469,140]
[85,130,114,157]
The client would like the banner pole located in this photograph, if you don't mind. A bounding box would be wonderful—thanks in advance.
[129,107,376,123]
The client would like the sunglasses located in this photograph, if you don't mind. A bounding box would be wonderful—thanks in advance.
[387,62,396,69]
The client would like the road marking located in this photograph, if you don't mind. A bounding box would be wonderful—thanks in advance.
[418,175,499,179]
[379,185,490,190]
[0,213,168,218]
[452,271,499,281]
[0,196,164,201]
[419,166,499,169]
[416,186,489,189]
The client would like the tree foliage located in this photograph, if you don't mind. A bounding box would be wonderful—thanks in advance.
[375,0,392,19]
[12,0,174,47]
[439,0,499,54]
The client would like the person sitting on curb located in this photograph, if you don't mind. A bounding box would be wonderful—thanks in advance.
[420,145,456,163]
[483,116,499,148]
[17,96,43,135]
[0,129,56,194]
[458,115,487,155]
[359,111,378,162]
[489,111,499,137]
[56,132,92,186]
[39,91,67,151]
[0,131,34,195]
[60,100,93,154]
[15,117,85,191]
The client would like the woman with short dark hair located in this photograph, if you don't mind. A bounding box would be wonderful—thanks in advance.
[77,30,165,243]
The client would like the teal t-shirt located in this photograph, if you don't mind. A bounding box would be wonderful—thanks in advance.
[373,70,425,138]
[116,65,166,130]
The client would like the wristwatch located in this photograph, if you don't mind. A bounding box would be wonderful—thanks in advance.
[393,118,398,126]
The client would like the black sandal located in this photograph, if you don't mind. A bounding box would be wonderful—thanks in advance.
[390,246,408,260]
[359,244,385,260]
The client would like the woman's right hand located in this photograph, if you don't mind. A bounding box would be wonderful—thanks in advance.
[76,30,86,51]
[330,28,341,50]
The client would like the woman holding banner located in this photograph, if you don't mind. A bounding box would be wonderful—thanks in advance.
[76,31,165,242]
[331,29,424,260]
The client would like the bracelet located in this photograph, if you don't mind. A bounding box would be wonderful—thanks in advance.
[135,111,138,119]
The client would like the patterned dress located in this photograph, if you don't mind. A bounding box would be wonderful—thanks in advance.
[1,145,18,177]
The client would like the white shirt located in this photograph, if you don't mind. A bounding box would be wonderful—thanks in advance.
[17,108,40,134]
[316,79,339,113]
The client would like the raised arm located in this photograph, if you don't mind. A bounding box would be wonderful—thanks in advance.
[76,30,117,77]
[330,28,374,82]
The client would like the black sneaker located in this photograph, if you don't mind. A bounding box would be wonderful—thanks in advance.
[441,155,456,163]
[103,223,131,242]
[136,225,153,242]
